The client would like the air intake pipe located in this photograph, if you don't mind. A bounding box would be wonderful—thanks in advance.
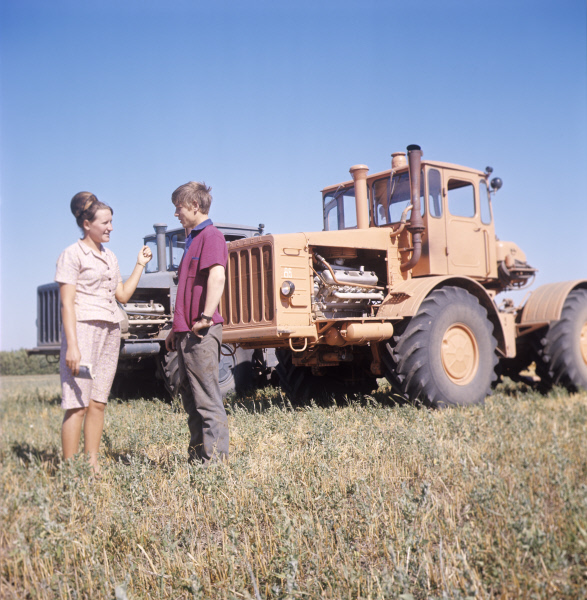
[400,145,425,272]
[349,164,370,229]
[154,223,167,272]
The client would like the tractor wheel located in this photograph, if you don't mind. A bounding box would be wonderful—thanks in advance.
[534,289,587,392]
[383,286,498,408]
[274,348,316,402]
[275,348,378,404]
[158,344,255,400]
[219,344,255,398]
[158,350,183,399]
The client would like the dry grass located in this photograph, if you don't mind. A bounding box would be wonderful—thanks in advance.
[1,376,586,599]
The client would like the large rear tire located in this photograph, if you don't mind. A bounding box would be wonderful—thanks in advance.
[535,289,587,392]
[383,286,498,408]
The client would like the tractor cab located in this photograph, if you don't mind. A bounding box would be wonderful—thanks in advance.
[322,151,503,283]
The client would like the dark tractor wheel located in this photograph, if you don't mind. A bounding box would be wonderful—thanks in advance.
[275,348,378,404]
[534,289,587,392]
[157,350,184,400]
[274,348,317,402]
[158,344,255,400]
[383,286,498,408]
[219,344,255,398]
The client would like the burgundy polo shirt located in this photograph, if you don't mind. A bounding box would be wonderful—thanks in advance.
[172,223,228,332]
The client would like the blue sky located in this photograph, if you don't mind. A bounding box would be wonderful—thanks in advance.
[1,0,586,351]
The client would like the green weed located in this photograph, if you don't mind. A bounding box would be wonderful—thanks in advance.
[1,377,586,598]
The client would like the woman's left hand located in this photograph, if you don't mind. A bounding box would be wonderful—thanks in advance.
[137,246,153,267]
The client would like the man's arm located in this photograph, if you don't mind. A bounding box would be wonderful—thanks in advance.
[191,264,226,337]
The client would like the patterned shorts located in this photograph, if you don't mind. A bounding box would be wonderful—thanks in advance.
[60,320,121,409]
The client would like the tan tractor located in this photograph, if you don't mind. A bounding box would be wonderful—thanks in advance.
[220,145,587,407]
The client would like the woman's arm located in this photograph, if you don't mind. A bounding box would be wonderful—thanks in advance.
[115,246,152,304]
[59,283,81,375]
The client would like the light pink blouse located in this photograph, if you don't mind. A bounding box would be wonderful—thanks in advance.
[55,239,123,323]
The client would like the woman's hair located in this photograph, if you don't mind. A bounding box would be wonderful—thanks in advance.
[70,192,113,228]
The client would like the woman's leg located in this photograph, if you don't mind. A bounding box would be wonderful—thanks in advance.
[62,407,88,459]
[83,399,106,473]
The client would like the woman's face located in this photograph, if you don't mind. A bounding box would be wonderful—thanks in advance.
[84,208,113,244]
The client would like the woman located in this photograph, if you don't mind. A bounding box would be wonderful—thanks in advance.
[55,191,152,474]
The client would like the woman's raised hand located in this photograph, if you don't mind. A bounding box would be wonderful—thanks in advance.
[137,245,153,267]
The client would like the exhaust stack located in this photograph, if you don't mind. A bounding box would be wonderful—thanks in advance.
[400,144,425,272]
[153,223,167,272]
[349,164,370,229]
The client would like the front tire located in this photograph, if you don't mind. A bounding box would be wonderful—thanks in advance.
[383,286,498,407]
[535,289,587,392]
[275,348,378,403]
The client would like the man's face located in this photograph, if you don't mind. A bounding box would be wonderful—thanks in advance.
[174,202,199,231]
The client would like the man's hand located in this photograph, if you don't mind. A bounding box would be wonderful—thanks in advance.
[165,329,177,352]
[191,318,211,339]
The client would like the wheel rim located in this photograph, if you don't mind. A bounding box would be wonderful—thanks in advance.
[581,321,587,366]
[441,323,479,385]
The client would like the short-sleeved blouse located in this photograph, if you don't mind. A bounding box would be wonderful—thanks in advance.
[55,239,123,323]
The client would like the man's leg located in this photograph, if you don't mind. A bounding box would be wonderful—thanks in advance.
[176,334,204,462]
[179,325,228,464]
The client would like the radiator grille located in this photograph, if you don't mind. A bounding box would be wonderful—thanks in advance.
[222,243,274,326]
[38,284,62,346]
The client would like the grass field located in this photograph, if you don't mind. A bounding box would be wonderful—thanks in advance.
[1,376,586,599]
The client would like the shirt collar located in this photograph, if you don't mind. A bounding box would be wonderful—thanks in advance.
[185,219,212,251]
[77,238,105,257]
[189,218,212,238]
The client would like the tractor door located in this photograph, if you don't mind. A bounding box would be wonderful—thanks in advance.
[444,174,493,278]
[419,167,449,275]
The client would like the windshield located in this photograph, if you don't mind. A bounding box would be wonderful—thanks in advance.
[323,186,358,231]
[169,231,186,270]
[371,172,424,226]
[143,231,187,272]
[144,239,158,273]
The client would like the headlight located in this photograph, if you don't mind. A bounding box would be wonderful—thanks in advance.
[280,280,295,297]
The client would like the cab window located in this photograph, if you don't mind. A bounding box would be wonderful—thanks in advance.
[428,169,442,218]
[371,171,424,226]
[447,180,475,218]
[323,187,357,230]
[170,232,186,269]
[144,239,158,273]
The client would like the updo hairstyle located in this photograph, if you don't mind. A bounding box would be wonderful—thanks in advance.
[70,191,113,229]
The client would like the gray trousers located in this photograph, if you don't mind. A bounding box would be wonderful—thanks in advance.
[176,325,229,464]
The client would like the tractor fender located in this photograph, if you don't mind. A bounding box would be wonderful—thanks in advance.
[520,280,587,325]
[378,275,510,356]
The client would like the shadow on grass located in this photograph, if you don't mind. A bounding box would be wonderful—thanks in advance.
[226,384,412,416]
[37,393,63,406]
[494,376,547,398]
[10,442,60,475]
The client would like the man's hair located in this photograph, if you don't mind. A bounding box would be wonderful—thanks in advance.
[171,181,212,214]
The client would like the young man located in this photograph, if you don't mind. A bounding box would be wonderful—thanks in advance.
[165,181,228,464]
